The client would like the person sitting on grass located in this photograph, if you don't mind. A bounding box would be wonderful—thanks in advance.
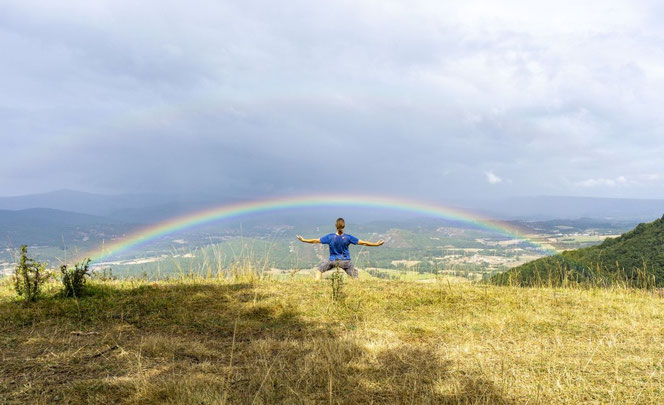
[296,217,384,279]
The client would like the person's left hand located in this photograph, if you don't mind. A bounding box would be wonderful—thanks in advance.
[376,239,384,246]
[296,235,304,242]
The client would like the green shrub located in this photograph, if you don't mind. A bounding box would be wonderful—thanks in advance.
[493,215,664,288]
[60,259,91,298]
[330,260,345,302]
[13,245,48,302]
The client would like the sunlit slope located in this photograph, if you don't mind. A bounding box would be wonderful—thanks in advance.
[494,214,664,287]
[2,278,663,403]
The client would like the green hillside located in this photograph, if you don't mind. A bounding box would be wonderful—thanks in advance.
[493,214,664,287]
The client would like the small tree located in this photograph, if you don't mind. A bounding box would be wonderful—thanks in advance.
[14,245,48,302]
[60,259,91,298]
[330,259,346,302]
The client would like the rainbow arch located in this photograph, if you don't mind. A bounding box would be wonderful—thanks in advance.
[82,194,555,263]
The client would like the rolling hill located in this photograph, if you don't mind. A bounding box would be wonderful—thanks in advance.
[0,208,131,247]
[493,213,664,286]
[0,189,165,217]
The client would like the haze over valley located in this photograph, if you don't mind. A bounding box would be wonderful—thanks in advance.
[1,189,656,279]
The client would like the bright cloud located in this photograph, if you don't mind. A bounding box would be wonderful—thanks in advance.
[485,171,503,185]
[577,176,629,187]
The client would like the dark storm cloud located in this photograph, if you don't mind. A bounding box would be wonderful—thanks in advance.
[1,0,663,198]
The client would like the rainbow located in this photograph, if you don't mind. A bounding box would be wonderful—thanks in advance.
[81,194,556,263]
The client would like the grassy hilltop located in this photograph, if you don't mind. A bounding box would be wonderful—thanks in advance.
[494,214,664,287]
[2,276,664,404]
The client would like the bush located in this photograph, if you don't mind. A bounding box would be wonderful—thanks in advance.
[60,259,91,298]
[330,261,346,302]
[13,245,48,302]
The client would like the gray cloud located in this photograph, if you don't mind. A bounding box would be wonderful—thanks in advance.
[1,0,663,199]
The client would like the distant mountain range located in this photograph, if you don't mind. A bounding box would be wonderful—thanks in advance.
[1,190,663,222]
[0,190,237,224]
[0,190,171,218]
[0,190,662,250]
[0,208,131,247]
[494,214,664,287]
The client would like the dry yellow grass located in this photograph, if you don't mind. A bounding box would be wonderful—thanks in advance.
[1,276,663,403]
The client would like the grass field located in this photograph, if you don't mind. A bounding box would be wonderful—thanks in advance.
[2,275,663,404]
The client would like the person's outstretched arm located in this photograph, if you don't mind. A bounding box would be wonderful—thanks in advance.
[296,235,320,244]
[358,239,384,246]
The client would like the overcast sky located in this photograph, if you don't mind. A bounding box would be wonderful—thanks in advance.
[1,0,663,200]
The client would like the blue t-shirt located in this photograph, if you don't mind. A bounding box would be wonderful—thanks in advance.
[319,233,359,261]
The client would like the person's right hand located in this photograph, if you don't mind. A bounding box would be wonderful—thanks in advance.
[296,235,304,242]
[376,239,385,246]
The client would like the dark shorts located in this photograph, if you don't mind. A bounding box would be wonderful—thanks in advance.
[319,260,357,278]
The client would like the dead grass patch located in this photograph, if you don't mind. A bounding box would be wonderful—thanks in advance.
[1,278,663,403]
